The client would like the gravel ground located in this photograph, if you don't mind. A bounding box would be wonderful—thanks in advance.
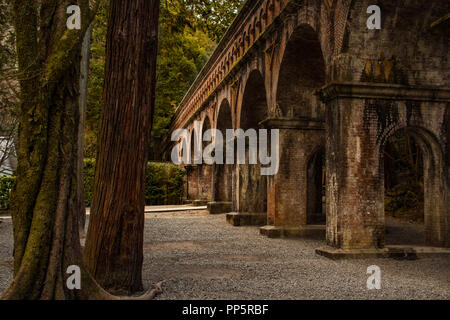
[0,211,449,299]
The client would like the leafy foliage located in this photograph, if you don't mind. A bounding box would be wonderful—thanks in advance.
[0,176,15,210]
[86,0,244,159]
[161,0,245,42]
[83,159,185,207]
[85,1,108,158]
[145,162,186,205]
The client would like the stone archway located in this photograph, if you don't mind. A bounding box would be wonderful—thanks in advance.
[187,129,199,201]
[197,116,213,201]
[380,126,448,248]
[209,100,234,214]
[227,70,268,226]
[307,147,326,225]
[261,24,327,238]
[239,70,268,214]
[215,100,233,202]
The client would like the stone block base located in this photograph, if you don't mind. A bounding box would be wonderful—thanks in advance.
[226,212,267,226]
[192,200,209,206]
[207,202,232,214]
[260,225,325,239]
[315,245,450,260]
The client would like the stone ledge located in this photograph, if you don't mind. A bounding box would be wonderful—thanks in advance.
[259,117,325,130]
[226,212,267,226]
[208,201,232,214]
[315,245,450,260]
[260,225,325,239]
[316,82,450,103]
[192,200,209,207]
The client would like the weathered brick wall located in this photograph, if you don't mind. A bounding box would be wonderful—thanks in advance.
[198,164,213,201]
[322,0,450,249]
[333,0,450,85]
[237,162,267,214]
[186,166,199,200]
[269,129,324,227]
[325,94,449,249]
[215,164,233,202]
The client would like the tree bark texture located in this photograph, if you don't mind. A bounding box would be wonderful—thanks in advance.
[77,25,92,238]
[1,0,117,299]
[83,0,160,295]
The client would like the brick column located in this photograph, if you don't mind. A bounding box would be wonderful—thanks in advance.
[260,118,325,237]
[318,82,450,250]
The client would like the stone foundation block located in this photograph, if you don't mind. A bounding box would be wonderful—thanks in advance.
[260,225,325,239]
[226,212,267,226]
[315,245,450,260]
[208,201,232,214]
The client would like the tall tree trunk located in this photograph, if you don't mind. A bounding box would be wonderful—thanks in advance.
[77,25,92,238]
[2,0,162,301]
[83,0,160,295]
[1,0,112,299]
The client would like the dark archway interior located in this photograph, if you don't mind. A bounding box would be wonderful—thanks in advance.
[239,70,267,213]
[383,128,425,245]
[187,130,199,200]
[240,70,268,129]
[307,148,326,225]
[215,100,233,202]
[198,117,213,201]
[277,24,325,119]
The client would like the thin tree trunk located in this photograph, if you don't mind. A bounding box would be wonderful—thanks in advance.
[77,25,92,238]
[83,0,160,295]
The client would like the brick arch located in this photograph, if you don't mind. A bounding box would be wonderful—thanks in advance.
[306,144,326,225]
[235,68,268,214]
[216,98,233,130]
[237,68,269,129]
[376,124,449,247]
[200,113,213,134]
[274,23,326,119]
[214,98,233,203]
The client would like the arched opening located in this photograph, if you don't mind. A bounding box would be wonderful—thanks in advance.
[269,24,326,230]
[276,24,325,119]
[238,70,267,214]
[187,129,199,200]
[381,127,447,247]
[198,116,213,201]
[307,148,326,225]
[215,99,233,202]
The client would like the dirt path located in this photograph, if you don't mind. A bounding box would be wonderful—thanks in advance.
[1,211,449,299]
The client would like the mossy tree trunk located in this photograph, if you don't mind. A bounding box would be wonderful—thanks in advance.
[1,0,113,300]
[83,0,160,295]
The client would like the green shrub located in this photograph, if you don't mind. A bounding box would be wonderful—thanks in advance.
[145,162,185,205]
[82,160,185,207]
[1,161,185,209]
[0,176,16,210]
[83,158,96,207]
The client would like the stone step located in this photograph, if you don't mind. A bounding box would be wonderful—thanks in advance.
[192,200,209,206]
[260,225,325,239]
[315,245,450,260]
[207,201,232,214]
[226,212,267,226]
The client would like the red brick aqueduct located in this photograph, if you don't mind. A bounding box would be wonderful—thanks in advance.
[163,0,450,254]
